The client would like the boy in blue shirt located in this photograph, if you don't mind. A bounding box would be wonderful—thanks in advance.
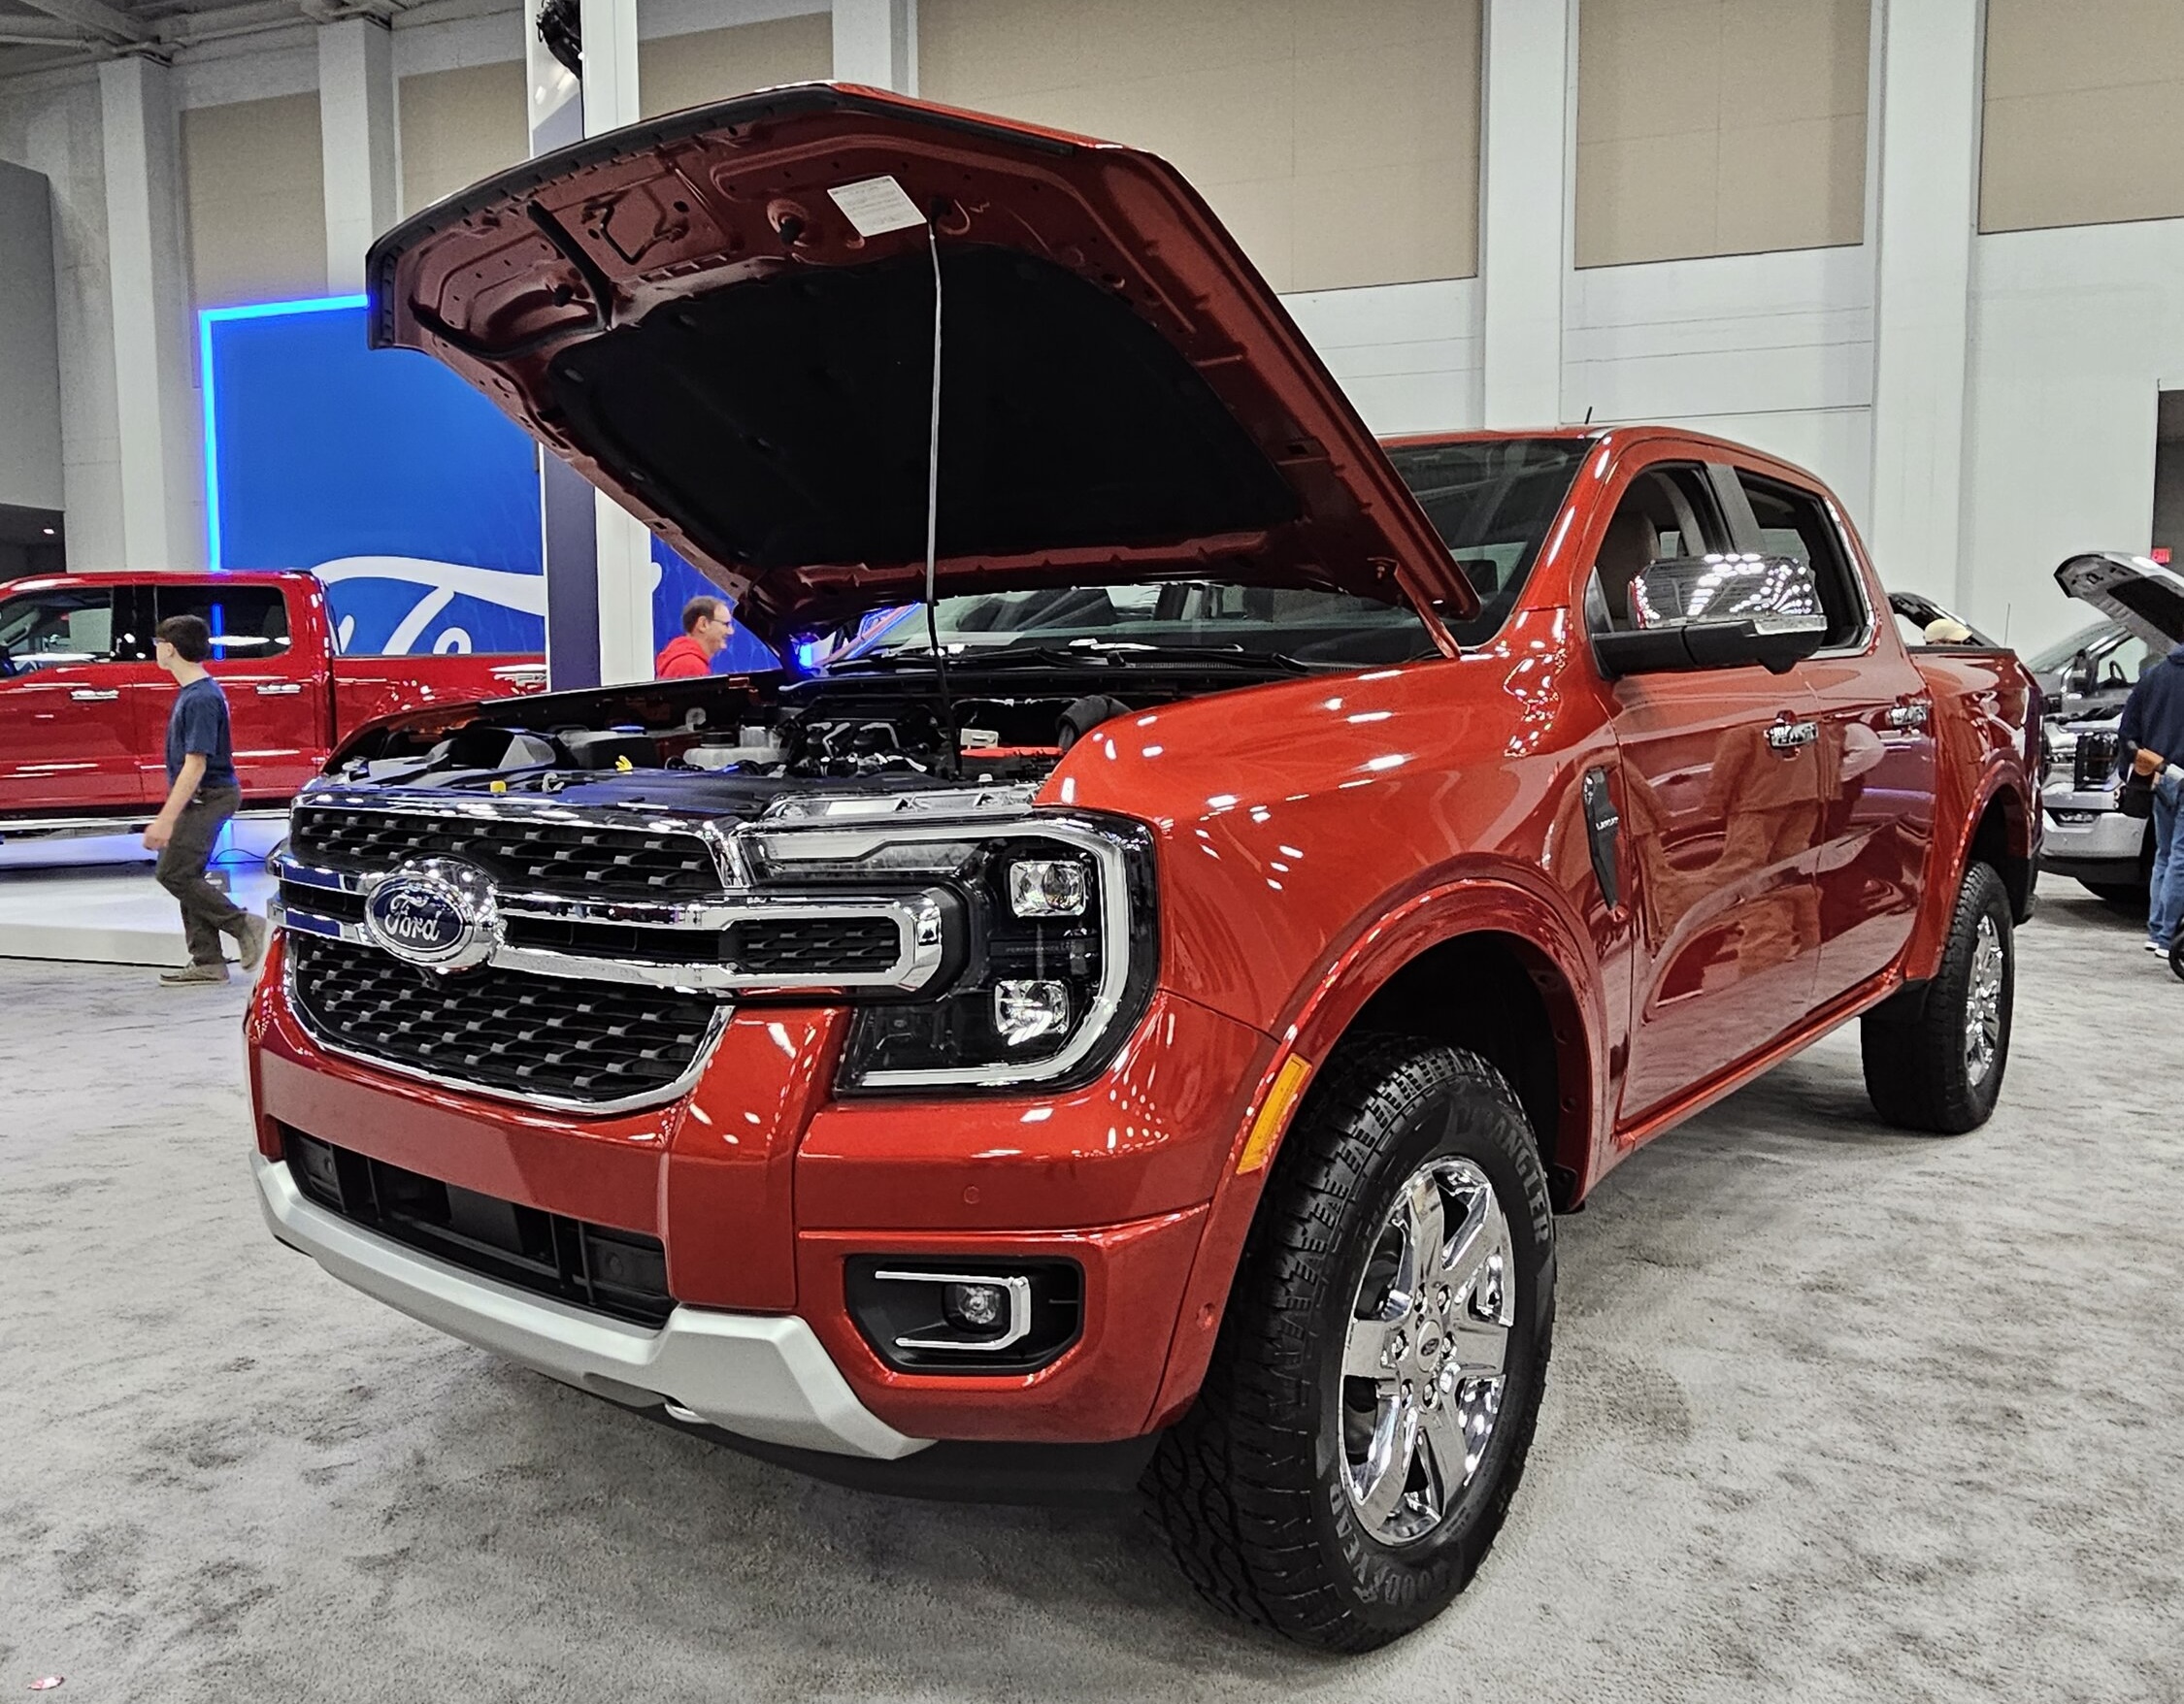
[144,614,267,984]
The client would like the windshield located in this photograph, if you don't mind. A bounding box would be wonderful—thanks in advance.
[838,436,1591,669]
[2026,620,2121,672]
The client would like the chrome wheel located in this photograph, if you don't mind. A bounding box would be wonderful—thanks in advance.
[1964,912,2005,1086]
[1340,1157,1514,1548]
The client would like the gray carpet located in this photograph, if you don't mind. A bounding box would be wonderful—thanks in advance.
[3,888,2180,1702]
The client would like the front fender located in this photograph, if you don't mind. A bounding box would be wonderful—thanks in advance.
[1139,871,1607,1433]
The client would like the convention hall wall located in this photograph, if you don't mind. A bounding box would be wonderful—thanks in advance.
[4,0,2184,654]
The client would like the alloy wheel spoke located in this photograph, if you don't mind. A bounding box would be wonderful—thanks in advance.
[1445,1317,1509,1379]
[1342,1313,1403,1382]
[1415,1392,1472,1507]
[1440,1195,1498,1298]
[1398,1171,1446,1298]
[1352,1392,1420,1529]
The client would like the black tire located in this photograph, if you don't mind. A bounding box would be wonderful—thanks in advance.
[1861,861,2014,1133]
[2168,933,2183,984]
[1143,1037,1555,1652]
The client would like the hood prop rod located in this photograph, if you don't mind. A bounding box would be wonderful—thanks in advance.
[922,218,959,779]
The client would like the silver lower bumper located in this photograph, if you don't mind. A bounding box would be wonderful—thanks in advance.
[2039,803,2147,866]
[253,1153,929,1460]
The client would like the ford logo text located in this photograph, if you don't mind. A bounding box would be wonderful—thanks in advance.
[362,858,500,973]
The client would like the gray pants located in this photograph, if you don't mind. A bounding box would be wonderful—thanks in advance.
[155,784,247,967]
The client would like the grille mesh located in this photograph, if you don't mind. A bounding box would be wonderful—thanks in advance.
[730,915,901,973]
[289,934,717,1106]
[2073,730,2119,792]
[290,804,721,900]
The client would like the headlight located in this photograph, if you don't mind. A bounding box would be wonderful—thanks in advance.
[746,804,1158,1093]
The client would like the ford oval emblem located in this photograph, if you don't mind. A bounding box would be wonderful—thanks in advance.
[362,857,500,972]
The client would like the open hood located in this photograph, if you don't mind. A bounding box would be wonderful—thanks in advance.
[365,83,1476,643]
[2055,552,2184,653]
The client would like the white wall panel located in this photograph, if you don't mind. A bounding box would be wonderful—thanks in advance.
[0,81,124,571]
[1962,218,2184,654]
[1564,245,1872,422]
[1282,278,1483,436]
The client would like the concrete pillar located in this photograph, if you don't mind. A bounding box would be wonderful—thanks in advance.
[529,2,596,689]
[832,0,915,93]
[1866,0,1982,602]
[98,54,201,572]
[318,16,397,294]
[577,0,656,687]
[1477,0,1570,429]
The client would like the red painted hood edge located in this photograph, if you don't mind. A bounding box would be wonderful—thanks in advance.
[364,82,1477,641]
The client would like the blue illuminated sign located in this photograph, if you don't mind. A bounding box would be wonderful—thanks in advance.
[199,294,773,670]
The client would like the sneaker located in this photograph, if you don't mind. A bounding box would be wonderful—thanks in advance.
[160,961,231,985]
[2148,940,2169,955]
[232,913,270,973]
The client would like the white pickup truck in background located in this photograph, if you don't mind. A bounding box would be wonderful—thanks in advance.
[2037,552,2184,905]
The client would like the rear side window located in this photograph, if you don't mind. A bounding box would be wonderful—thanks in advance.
[1734,472,1865,648]
[154,584,292,657]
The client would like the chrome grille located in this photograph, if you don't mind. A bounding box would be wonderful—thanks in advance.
[290,803,722,900]
[2073,730,2119,791]
[288,934,721,1110]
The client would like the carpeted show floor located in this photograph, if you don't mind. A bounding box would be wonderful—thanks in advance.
[2,888,2179,1702]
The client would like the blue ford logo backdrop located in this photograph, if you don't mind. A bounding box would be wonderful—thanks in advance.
[199,295,776,669]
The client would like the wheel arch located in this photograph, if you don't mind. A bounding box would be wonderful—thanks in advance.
[1143,877,1603,1430]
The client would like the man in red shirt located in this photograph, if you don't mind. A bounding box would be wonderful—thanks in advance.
[655,596,733,678]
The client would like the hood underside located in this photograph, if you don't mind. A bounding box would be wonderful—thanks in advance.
[365,82,1475,641]
[2055,552,2184,652]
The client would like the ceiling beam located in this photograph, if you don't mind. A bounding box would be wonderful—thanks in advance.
[12,0,152,46]
[0,15,98,43]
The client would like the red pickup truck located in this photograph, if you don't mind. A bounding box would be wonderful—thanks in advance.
[0,569,543,834]
[246,87,2039,1650]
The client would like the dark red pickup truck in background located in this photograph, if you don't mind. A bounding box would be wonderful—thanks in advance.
[245,86,2041,1652]
[0,570,544,833]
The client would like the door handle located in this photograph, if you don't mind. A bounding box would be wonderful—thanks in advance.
[69,688,119,703]
[1886,699,1931,730]
[1766,718,1818,752]
[254,682,304,696]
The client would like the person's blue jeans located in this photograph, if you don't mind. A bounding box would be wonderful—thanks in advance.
[2151,771,2184,949]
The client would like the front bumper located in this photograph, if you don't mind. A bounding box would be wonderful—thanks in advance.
[255,1152,926,1458]
[247,936,1268,1447]
[2039,795,2147,879]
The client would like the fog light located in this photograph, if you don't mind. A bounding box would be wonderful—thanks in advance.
[943,1281,1008,1333]
[846,1260,1083,1371]
[994,978,1070,1047]
[1008,858,1087,917]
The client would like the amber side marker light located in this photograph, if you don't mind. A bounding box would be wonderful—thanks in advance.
[1237,1054,1314,1174]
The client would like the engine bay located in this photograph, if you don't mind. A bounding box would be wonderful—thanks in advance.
[323,660,1272,801]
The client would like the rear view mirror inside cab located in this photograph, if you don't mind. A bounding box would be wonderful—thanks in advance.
[1590,554,1829,677]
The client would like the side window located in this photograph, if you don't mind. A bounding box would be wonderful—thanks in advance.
[0,588,118,672]
[1586,463,1731,634]
[1733,472,1865,648]
[153,584,292,658]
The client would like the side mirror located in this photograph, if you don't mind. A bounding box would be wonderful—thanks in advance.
[1592,554,1829,678]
